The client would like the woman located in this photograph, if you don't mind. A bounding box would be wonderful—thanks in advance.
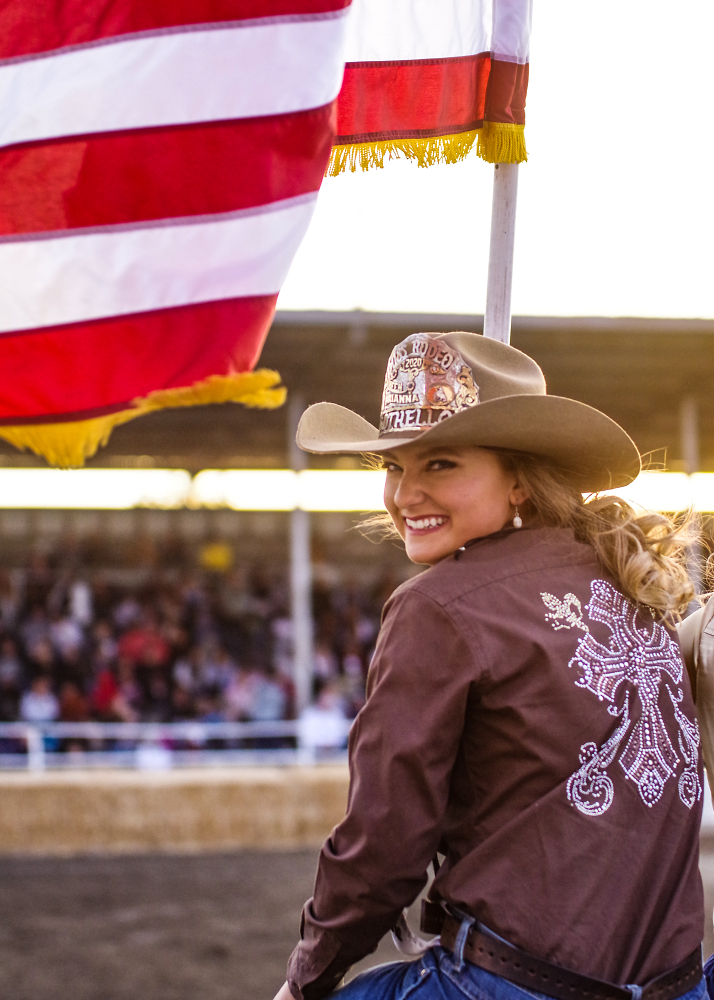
[274,332,705,1000]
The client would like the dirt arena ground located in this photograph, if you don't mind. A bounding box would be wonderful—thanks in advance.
[2,843,714,1000]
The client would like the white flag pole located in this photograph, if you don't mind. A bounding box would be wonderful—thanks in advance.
[483,162,519,344]
[288,394,314,716]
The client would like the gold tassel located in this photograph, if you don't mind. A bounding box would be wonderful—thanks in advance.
[327,123,526,176]
[476,122,527,165]
[0,369,286,469]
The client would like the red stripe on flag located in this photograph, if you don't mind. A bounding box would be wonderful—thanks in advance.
[0,297,277,422]
[335,55,528,144]
[336,55,490,143]
[0,105,335,236]
[0,0,351,61]
[484,60,528,125]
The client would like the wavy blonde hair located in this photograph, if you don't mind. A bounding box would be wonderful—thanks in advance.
[363,448,697,618]
[492,449,696,618]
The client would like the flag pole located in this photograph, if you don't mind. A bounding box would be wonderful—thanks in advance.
[483,162,519,344]
[288,394,314,717]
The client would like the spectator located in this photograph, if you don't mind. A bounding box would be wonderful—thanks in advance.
[20,675,59,723]
[0,545,403,742]
[0,571,19,630]
[89,665,120,721]
[0,638,21,722]
[223,664,260,721]
[0,638,22,690]
[298,680,348,751]
[50,613,84,662]
[20,605,50,656]
[59,681,90,722]
[313,641,339,681]
[249,667,287,723]
[118,609,170,669]
[68,577,93,627]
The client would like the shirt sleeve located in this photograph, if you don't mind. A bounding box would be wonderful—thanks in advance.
[287,587,477,999]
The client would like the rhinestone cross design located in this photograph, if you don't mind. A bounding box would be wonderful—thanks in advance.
[542,579,701,815]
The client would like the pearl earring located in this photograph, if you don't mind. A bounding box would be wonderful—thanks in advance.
[512,505,522,529]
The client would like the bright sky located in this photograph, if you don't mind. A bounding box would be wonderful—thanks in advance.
[279,0,714,318]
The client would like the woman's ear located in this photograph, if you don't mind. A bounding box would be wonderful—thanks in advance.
[509,484,529,507]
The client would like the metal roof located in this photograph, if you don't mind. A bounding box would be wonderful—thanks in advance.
[5,312,711,471]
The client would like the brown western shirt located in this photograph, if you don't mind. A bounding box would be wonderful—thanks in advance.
[287,527,704,999]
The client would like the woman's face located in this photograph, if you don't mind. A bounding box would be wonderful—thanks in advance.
[383,444,528,565]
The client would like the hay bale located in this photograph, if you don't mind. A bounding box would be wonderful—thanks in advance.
[0,765,350,855]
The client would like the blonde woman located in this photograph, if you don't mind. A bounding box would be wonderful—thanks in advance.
[274,333,705,1000]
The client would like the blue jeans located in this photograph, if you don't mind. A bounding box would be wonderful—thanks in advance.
[329,946,707,1000]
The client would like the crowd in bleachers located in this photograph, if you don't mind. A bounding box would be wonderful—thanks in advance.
[0,552,398,740]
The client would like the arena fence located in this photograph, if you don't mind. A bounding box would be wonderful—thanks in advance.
[0,721,351,771]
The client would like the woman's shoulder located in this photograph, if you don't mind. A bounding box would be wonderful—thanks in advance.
[401,526,598,611]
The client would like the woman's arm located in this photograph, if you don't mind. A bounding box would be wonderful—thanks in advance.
[286,588,477,999]
[273,982,294,1000]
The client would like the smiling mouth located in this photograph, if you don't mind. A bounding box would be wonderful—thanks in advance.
[404,515,448,533]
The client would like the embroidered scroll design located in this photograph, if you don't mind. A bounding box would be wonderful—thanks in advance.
[545,580,699,815]
[668,687,702,809]
[540,592,589,633]
[566,693,631,816]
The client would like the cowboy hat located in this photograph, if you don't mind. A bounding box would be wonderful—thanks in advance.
[296,332,641,492]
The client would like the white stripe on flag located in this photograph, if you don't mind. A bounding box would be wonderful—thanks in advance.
[492,0,531,64]
[345,0,489,62]
[344,0,529,64]
[0,195,318,333]
[0,15,349,149]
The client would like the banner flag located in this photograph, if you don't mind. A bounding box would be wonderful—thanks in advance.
[0,1,350,466]
[329,0,531,175]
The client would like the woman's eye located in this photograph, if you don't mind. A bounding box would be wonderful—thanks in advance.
[384,462,401,473]
[428,459,456,471]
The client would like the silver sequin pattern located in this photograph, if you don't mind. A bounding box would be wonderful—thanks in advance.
[541,579,701,816]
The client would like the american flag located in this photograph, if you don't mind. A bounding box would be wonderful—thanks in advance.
[330,0,531,173]
[0,0,350,466]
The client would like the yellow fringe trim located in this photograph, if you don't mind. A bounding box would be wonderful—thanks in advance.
[477,122,527,166]
[327,122,526,175]
[0,369,286,469]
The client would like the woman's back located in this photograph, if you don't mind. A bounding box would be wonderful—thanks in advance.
[293,527,703,996]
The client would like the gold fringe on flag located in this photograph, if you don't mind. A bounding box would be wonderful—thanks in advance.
[327,122,526,176]
[476,122,527,166]
[0,369,286,469]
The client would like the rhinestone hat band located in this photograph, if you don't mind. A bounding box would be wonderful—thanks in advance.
[379,334,480,435]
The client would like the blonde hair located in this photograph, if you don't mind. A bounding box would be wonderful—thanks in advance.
[493,449,695,618]
[361,449,697,618]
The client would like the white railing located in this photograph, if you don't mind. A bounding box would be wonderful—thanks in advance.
[0,721,350,771]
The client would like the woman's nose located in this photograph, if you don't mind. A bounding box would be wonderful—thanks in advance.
[393,472,424,509]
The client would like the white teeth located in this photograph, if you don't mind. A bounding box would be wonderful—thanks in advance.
[406,516,446,530]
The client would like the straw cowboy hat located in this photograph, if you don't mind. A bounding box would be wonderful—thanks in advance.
[297,332,641,492]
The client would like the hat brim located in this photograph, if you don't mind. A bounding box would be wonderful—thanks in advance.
[297,396,641,492]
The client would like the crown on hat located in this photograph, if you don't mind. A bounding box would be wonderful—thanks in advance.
[380,334,480,435]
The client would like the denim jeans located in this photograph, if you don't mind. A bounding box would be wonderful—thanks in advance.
[329,946,708,1000]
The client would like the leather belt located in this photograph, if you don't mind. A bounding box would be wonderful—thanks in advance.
[421,902,702,1000]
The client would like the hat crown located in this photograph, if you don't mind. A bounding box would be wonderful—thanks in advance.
[379,331,545,437]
